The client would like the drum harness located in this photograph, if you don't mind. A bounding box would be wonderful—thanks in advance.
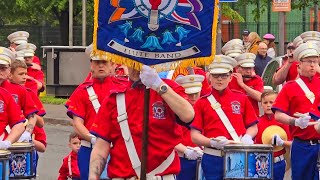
[205,95,241,157]
[115,93,176,180]
[82,86,101,148]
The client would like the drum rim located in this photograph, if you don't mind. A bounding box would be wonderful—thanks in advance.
[9,142,33,148]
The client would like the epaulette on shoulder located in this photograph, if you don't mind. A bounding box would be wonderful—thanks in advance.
[78,81,94,89]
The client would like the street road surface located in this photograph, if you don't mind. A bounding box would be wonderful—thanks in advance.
[37,123,73,180]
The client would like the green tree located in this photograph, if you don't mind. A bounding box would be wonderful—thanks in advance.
[237,0,316,22]
[0,0,94,45]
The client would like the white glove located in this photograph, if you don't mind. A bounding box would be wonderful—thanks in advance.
[0,140,11,150]
[241,134,254,144]
[90,135,97,145]
[18,131,31,142]
[272,134,284,147]
[294,116,311,129]
[184,147,203,160]
[210,136,229,150]
[139,65,163,91]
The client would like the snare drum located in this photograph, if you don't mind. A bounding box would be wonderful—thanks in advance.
[8,142,35,179]
[224,144,273,179]
[0,150,11,180]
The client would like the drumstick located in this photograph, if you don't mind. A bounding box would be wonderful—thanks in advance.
[308,121,319,126]
[211,138,242,144]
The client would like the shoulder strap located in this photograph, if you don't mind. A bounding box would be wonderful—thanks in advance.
[86,86,101,113]
[68,154,72,177]
[116,93,141,178]
[207,95,241,142]
[295,78,315,104]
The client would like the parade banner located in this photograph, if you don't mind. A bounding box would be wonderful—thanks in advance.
[93,0,219,70]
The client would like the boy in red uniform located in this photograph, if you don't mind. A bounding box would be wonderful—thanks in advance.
[9,60,45,127]
[16,43,45,94]
[175,74,205,180]
[89,65,194,180]
[255,91,292,180]
[272,42,320,180]
[58,132,81,180]
[229,53,264,116]
[190,55,258,180]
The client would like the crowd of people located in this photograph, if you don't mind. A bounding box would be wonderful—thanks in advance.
[0,28,319,180]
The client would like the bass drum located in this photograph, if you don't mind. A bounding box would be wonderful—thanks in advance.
[261,57,281,91]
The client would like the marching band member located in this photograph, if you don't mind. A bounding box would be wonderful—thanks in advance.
[175,74,204,180]
[89,65,194,180]
[229,53,264,116]
[16,43,45,94]
[190,55,258,180]
[0,47,39,142]
[7,31,42,67]
[272,42,320,180]
[0,47,26,149]
[255,91,292,180]
[272,42,298,85]
[66,44,119,180]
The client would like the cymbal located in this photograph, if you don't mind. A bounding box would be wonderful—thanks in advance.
[262,125,288,152]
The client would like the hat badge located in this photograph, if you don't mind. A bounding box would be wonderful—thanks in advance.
[26,45,30,49]
[189,77,194,81]
[307,42,314,48]
[232,45,235,49]
[312,32,316,37]
[246,54,250,59]
[216,56,221,63]
[19,32,23,37]
[0,48,3,54]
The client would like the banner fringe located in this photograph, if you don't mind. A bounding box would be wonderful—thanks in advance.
[93,0,220,72]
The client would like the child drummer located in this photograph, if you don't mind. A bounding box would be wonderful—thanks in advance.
[190,55,258,180]
[255,91,292,180]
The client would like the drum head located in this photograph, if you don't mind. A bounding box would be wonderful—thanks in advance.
[10,142,33,148]
[0,150,11,156]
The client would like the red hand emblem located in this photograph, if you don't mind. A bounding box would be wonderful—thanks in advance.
[149,0,161,10]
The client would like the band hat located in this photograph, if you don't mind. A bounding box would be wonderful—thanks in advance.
[0,47,15,65]
[263,86,273,92]
[208,55,237,74]
[85,44,109,61]
[261,125,288,152]
[175,75,204,94]
[222,39,244,58]
[300,31,320,42]
[292,36,303,48]
[293,42,319,61]
[16,43,36,57]
[7,31,29,45]
[235,53,256,68]
[15,51,25,61]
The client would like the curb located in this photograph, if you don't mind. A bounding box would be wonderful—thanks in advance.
[44,117,71,126]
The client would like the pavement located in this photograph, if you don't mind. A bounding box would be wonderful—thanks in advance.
[43,104,71,126]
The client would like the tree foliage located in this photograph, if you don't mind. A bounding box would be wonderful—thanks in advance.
[222,3,245,22]
[237,0,317,22]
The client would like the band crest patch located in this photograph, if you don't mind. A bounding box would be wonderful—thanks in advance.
[231,101,241,114]
[152,101,166,119]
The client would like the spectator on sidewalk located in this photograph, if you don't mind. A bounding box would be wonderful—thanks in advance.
[247,32,261,54]
[242,29,251,52]
[254,42,272,76]
[263,33,277,58]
